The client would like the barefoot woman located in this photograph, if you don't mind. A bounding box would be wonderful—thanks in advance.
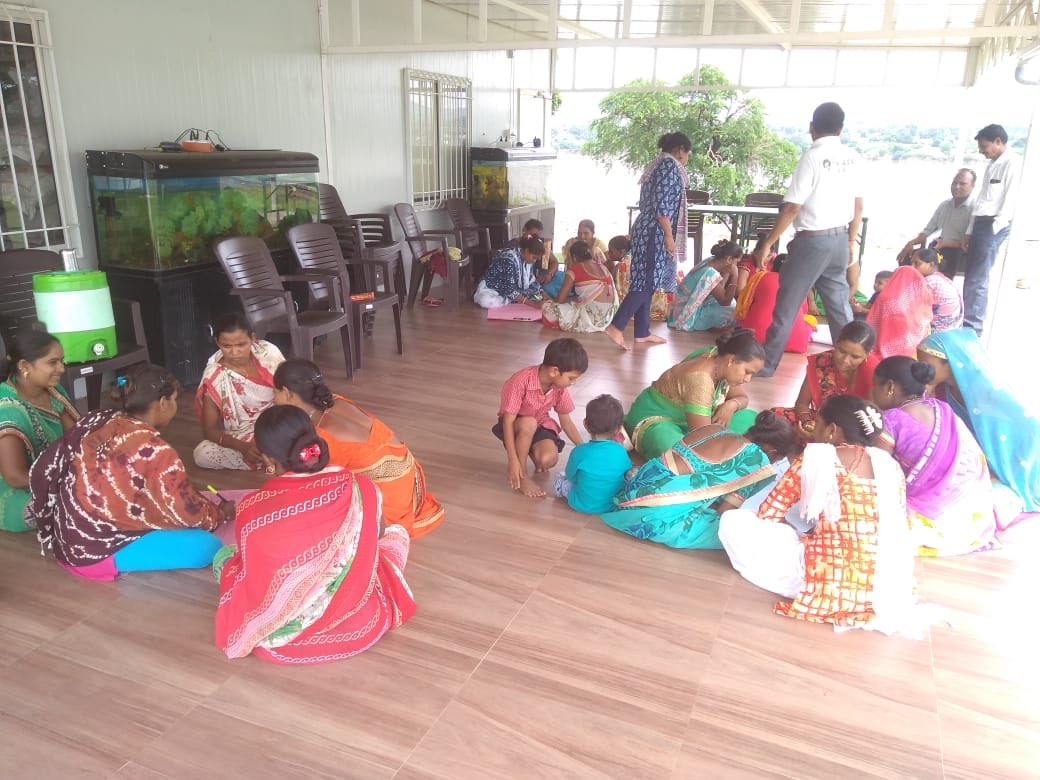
[605,132,692,350]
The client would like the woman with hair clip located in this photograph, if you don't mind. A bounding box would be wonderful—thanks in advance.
[0,330,78,532]
[871,356,996,556]
[272,359,443,538]
[720,395,922,636]
[667,239,741,332]
[624,329,764,459]
[31,364,230,580]
[601,411,796,549]
[213,405,415,664]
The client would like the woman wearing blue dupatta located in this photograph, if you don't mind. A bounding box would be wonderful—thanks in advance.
[917,329,1040,513]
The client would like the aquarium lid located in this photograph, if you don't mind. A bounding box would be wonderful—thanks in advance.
[470,147,557,162]
[86,150,320,178]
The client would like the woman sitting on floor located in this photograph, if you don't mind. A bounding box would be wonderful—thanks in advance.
[213,405,415,664]
[542,240,619,333]
[625,329,763,459]
[0,331,78,533]
[866,265,934,359]
[194,312,285,470]
[775,320,879,442]
[601,411,795,550]
[273,359,444,538]
[561,219,609,264]
[473,235,545,309]
[735,254,814,353]
[604,235,632,297]
[667,239,741,332]
[918,328,1040,515]
[31,364,231,580]
[910,248,964,332]
[720,395,919,635]
[871,356,996,556]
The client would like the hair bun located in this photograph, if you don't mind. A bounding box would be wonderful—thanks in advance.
[909,361,936,385]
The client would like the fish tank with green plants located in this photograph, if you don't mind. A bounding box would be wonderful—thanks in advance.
[86,150,320,271]
[470,147,555,210]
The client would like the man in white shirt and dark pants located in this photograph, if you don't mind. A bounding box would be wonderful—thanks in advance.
[961,123,1021,335]
[753,102,863,377]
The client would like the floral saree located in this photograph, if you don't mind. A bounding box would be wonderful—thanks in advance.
[667,264,736,332]
[214,467,415,664]
[541,260,619,333]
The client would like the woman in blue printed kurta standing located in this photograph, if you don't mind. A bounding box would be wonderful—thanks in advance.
[605,132,691,351]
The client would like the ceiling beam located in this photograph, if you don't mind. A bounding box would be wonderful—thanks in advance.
[733,0,783,35]
[327,24,1032,55]
[702,0,714,36]
[488,0,606,40]
[788,0,801,35]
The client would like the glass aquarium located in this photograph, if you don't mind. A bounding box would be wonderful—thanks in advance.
[470,147,555,210]
[87,150,319,271]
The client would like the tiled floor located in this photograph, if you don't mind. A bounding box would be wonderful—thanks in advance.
[2,305,1039,778]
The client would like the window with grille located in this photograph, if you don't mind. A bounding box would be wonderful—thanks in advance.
[404,69,471,210]
[0,6,76,252]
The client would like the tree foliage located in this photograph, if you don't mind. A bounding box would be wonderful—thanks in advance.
[582,66,799,205]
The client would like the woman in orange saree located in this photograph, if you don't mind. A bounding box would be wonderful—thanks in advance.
[272,359,444,538]
[213,406,415,664]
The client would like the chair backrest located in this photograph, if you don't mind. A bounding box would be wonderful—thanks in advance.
[352,213,393,246]
[317,182,362,257]
[745,191,783,208]
[686,189,710,233]
[443,198,483,251]
[393,202,432,259]
[286,223,350,307]
[0,249,62,342]
[212,237,290,332]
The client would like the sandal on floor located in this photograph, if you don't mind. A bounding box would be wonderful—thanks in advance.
[421,296,443,307]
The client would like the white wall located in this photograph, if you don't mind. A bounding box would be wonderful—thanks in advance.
[32,0,550,268]
[34,0,328,265]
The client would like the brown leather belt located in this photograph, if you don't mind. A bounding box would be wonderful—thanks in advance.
[795,226,848,238]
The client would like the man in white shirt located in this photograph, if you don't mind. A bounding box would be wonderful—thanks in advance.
[753,102,863,377]
[961,123,1021,334]
[897,168,976,277]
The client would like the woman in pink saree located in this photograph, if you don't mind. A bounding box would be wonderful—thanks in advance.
[872,356,996,556]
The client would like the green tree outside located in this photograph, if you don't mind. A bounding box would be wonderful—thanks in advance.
[582,66,799,205]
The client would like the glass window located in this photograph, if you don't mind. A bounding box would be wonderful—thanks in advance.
[404,70,472,209]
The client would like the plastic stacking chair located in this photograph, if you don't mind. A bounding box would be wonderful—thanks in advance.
[686,189,710,263]
[213,237,354,379]
[287,223,402,372]
[0,248,150,412]
[443,198,493,281]
[393,202,474,311]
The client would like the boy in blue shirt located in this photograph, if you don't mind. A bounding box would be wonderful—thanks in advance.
[553,394,632,514]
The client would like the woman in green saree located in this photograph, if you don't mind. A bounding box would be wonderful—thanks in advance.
[0,331,78,532]
[624,329,764,459]
[601,411,795,549]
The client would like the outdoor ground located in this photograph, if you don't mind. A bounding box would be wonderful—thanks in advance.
[2,307,1039,778]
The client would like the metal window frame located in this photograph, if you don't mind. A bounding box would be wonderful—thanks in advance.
[0,4,79,252]
[403,68,472,210]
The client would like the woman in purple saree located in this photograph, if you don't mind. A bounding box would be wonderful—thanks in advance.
[872,356,996,556]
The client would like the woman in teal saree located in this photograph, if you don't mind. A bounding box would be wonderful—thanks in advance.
[601,411,795,549]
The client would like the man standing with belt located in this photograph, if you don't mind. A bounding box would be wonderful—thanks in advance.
[961,123,1021,335]
[753,102,863,378]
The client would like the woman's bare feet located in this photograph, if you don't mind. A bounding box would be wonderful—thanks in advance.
[635,334,668,345]
[604,325,630,351]
[518,477,546,498]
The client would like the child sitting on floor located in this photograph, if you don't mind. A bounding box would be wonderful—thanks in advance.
[493,338,587,497]
[538,255,567,299]
[605,235,632,298]
[852,270,893,319]
[553,394,632,514]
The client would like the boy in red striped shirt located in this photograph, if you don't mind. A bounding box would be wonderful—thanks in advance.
[492,338,587,497]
